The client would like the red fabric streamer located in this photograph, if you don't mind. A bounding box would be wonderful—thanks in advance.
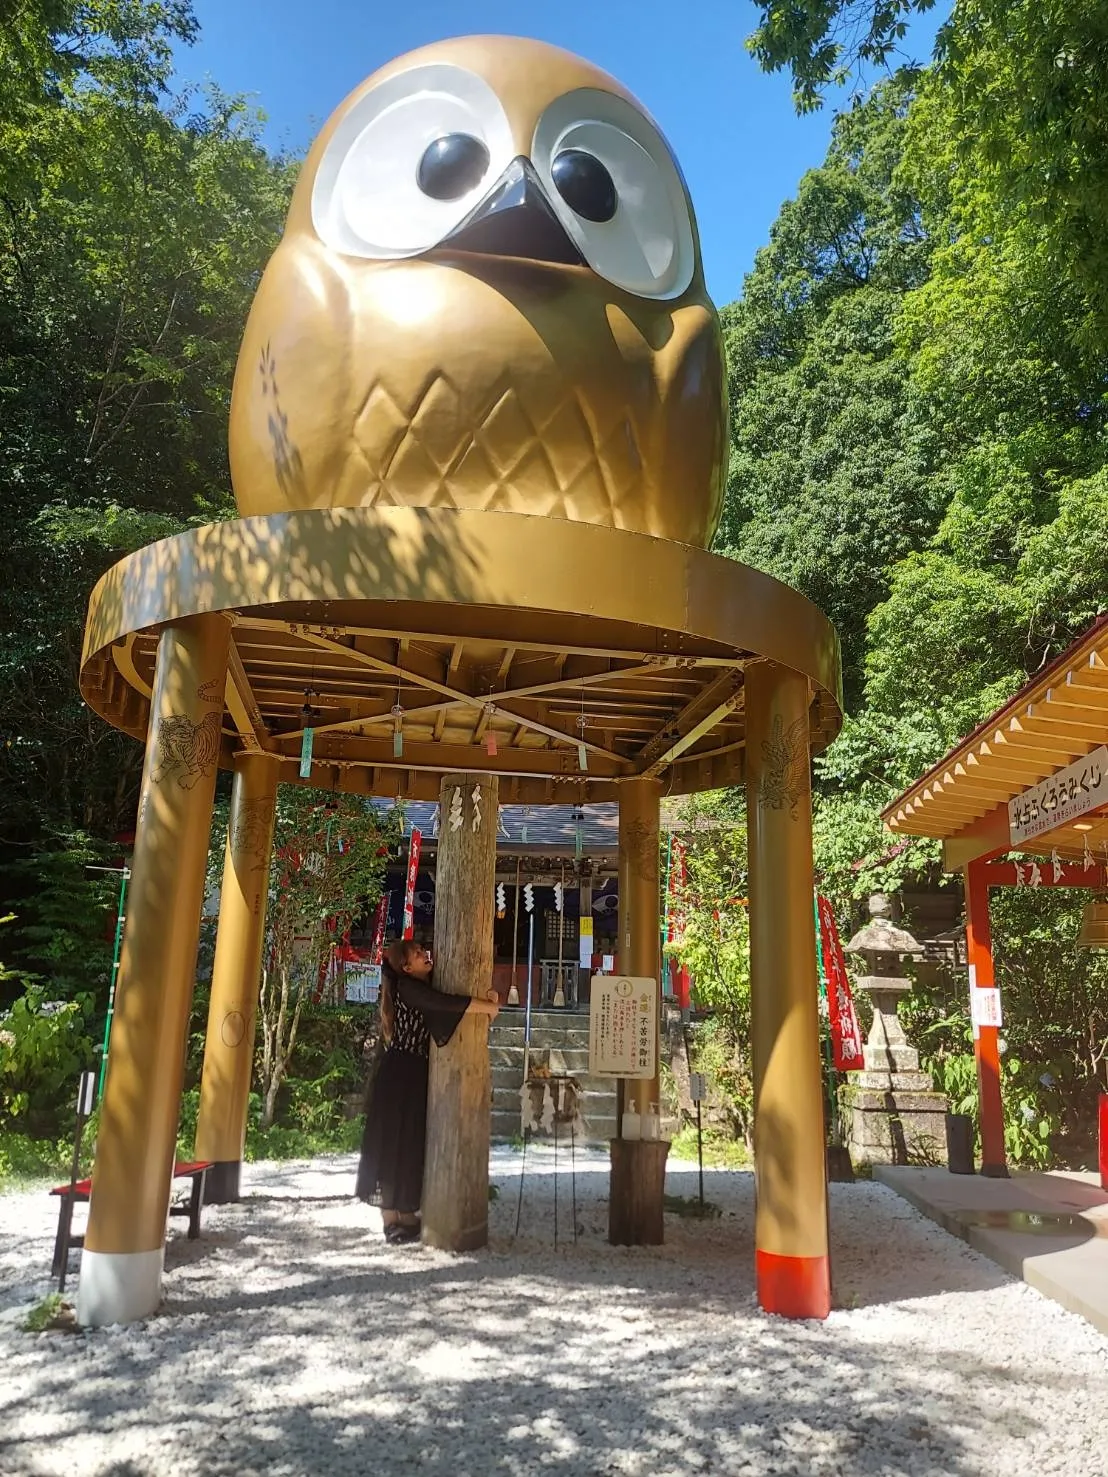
[817,895,865,1072]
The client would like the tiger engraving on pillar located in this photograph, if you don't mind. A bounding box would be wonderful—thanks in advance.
[621,816,659,885]
[757,714,810,820]
[152,678,224,789]
[232,796,276,871]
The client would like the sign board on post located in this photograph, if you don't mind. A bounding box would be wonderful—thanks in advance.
[401,828,422,940]
[689,1072,706,1103]
[970,986,1003,1030]
[1008,745,1108,844]
[345,963,382,1005]
[77,1071,96,1118]
[588,975,656,1078]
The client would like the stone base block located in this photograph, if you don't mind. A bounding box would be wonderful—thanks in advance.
[841,1084,950,1167]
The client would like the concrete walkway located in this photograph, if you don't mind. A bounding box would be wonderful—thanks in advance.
[875,1164,1108,1335]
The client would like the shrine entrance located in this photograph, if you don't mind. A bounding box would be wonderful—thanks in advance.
[885,614,1108,1179]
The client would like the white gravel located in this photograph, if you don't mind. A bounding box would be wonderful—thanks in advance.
[2,1148,1107,1477]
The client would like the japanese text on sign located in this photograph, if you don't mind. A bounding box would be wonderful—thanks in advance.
[1008,745,1107,844]
[970,986,1003,1030]
[588,975,656,1079]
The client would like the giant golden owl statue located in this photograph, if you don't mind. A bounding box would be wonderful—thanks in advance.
[229,36,729,548]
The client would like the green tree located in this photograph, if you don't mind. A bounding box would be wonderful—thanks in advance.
[717,82,944,700]
[0,8,294,859]
[254,790,393,1128]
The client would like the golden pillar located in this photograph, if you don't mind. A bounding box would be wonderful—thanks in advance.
[745,660,831,1319]
[195,753,279,1202]
[609,776,667,1245]
[77,616,229,1327]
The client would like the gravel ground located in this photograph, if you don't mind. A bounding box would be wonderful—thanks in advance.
[2,1148,1107,1477]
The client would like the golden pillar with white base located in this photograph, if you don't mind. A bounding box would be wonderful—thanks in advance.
[195,753,279,1203]
[609,776,667,1246]
[78,615,229,1327]
[745,660,831,1319]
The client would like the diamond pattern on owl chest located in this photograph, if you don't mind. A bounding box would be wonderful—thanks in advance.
[349,368,646,526]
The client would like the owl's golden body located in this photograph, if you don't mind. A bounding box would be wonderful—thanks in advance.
[229,36,729,548]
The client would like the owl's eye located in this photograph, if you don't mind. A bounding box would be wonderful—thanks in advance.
[532,89,696,300]
[551,150,616,223]
[311,64,513,259]
[418,133,490,202]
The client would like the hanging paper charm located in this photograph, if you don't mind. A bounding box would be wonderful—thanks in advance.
[471,783,483,832]
[449,786,463,832]
[523,883,534,914]
[496,882,507,919]
[553,881,563,913]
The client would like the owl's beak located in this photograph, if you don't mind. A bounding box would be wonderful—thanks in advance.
[440,158,583,267]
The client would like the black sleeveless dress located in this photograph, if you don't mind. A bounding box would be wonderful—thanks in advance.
[355,969,470,1213]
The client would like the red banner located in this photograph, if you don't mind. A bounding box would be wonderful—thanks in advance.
[369,892,390,963]
[401,829,422,940]
[817,895,865,1072]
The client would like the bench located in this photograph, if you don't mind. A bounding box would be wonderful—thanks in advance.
[50,1159,212,1280]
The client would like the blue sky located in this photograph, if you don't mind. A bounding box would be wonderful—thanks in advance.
[177,0,947,307]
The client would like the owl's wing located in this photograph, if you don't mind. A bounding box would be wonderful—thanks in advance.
[229,234,355,516]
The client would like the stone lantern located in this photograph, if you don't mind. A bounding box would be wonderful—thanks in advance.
[839,895,949,1165]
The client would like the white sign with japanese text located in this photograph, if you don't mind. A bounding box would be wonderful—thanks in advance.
[588,975,657,1079]
[345,964,381,1004]
[970,986,1003,1029]
[1008,745,1108,843]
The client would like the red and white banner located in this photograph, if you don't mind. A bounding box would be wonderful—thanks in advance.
[816,895,865,1072]
[401,829,422,940]
[368,892,390,964]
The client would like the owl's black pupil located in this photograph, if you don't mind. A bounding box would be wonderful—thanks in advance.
[551,150,617,223]
[417,133,490,201]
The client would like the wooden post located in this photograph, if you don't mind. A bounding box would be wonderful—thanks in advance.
[609,776,666,1246]
[964,859,1008,1178]
[745,660,830,1320]
[422,772,498,1251]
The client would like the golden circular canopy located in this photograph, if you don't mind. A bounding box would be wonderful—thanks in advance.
[81,507,841,804]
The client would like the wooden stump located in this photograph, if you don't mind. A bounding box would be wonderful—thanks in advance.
[609,1139,670,1246]
[422,773,498,1251]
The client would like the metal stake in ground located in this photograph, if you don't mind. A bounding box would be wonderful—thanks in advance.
[690,1071,706,1212]
[57,1071,96,1292]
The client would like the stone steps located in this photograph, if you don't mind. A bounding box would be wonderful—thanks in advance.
[488,1012,615,1145]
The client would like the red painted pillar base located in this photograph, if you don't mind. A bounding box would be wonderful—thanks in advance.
[1099,1094,1108,1192]
[756,1250,831,1320]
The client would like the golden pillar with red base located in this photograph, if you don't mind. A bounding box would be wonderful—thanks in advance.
[77,615,229,1327]
[195,753,280,1203]
[963,859,1008,1178]
[745,660,831,1320]
[609,776,668,1246]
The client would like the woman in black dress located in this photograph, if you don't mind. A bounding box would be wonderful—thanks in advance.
[356,938,499,1243]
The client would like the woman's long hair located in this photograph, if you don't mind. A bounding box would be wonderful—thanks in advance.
[379,939,423,1045]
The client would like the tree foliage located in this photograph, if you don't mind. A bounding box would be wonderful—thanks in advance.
[251,790,394,1128]
[733,0,1108,1157]
[0,0,293,863]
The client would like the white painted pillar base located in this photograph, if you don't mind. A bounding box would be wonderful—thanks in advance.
[76,1248,164,1327]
